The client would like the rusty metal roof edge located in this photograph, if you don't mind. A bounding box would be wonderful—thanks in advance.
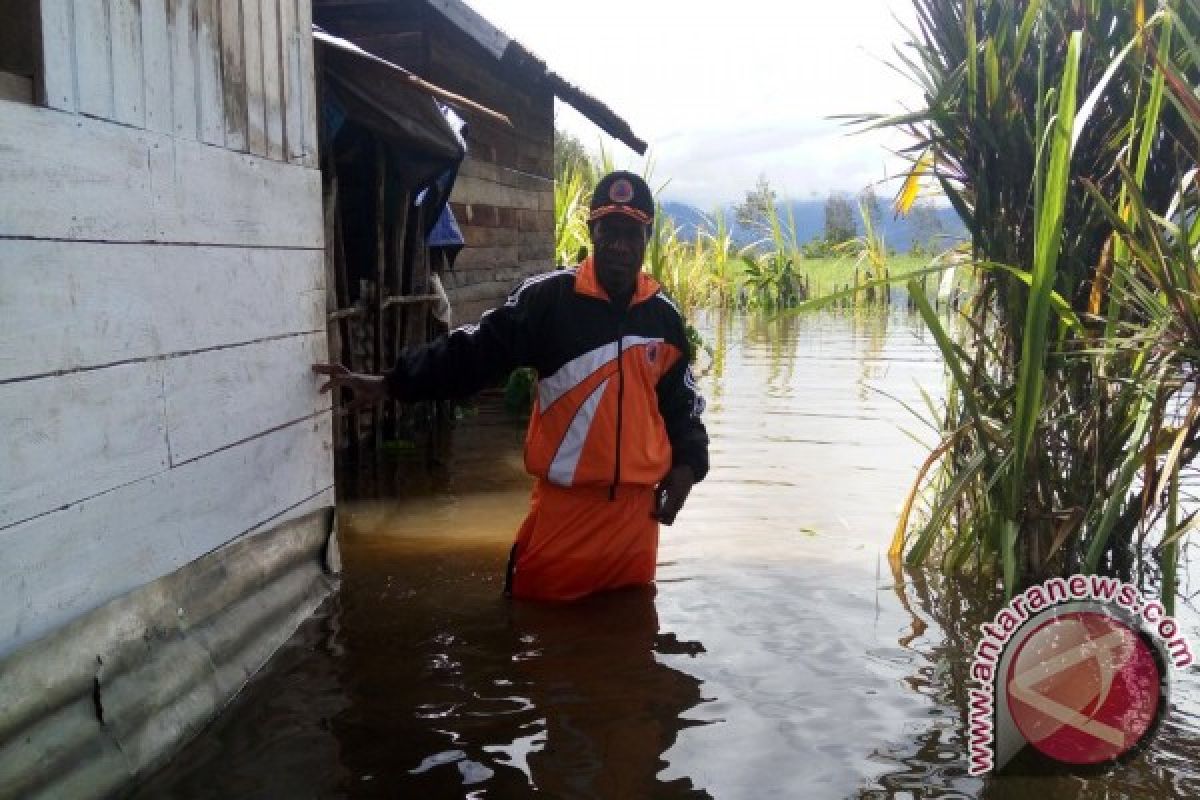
[544,69,648,156]
[423,0,647,155]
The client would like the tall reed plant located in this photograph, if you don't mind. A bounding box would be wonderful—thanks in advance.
[868,0,1200,599]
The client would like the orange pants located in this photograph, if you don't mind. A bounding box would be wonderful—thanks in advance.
[509,480,660,601]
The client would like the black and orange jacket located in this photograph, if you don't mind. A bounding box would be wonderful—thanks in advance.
[386,257,709,490]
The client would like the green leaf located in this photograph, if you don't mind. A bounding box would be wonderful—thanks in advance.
[1010,30,1082,513]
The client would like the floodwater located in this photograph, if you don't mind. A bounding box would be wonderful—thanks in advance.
[135,310,1200,799]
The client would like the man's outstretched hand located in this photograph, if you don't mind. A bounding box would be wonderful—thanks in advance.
[654,465,696,526]
[312,363,390,412]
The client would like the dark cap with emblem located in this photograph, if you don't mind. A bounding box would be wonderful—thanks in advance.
[589,171,654,226]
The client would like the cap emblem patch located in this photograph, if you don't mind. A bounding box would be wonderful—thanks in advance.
[609,178,635,204]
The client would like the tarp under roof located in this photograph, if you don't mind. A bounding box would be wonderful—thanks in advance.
[317,27,464,174]
[317,27,486,232]
[426,0,648,155]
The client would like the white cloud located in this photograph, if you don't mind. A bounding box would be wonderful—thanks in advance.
[465,0,924,207]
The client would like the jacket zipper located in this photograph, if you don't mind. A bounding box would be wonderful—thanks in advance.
[611,313,625,501]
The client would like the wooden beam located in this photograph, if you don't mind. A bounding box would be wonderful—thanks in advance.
[372,140,386,451]
[313,28,511,126]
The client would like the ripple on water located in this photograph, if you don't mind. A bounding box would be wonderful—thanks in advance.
[133,311,1200,799]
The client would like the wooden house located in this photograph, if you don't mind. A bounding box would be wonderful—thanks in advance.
[1,3,368,796]
[0,1,641,796]
[314,0,647,324]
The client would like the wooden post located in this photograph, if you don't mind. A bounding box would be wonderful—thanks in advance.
[333,189,359,462]
[322,170,342,454]
[406,205,431,349]
[408,207,437,467]
[373,139,387,454]
[387,192,411,442]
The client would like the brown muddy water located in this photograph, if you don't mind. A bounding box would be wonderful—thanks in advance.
[135,310,1200,799]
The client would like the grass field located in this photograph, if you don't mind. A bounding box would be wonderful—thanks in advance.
[795,255,933,298]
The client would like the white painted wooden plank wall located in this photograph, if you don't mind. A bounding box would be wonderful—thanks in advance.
[1,364,171,529]
[247,486,335,539]
[110,0,146,127]
[142,0,174,134]
[196,0,226,145]
[296,0,318,168]
[0,101,321,246]
[36,0,315,163]
[0,415,334,654]
[72,0,114,119]
[38,1,76,110]
[0,241,323,382]
[167,0,198,139]
[261,0,285,161]
[0,334,329,532]
[163,333,330,465]
[279,0,303,162]
[220,0,248,151]
[243,0,267,157]
[0,0,328,658]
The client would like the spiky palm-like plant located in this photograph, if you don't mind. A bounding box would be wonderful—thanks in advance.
[871,0,1200,598]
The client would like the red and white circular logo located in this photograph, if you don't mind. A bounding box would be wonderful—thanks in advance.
[609,178,635,203]
[1005,610,1164,766]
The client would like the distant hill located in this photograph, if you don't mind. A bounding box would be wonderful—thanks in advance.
[659,199,967,253]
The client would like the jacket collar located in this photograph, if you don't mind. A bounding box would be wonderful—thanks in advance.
[574,256,661,306]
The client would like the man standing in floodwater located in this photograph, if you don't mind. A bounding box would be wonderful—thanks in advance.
[312,171,710,601]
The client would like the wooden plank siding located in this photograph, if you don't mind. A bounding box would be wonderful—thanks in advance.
[162,332,329,465]
[295,0,319,166]
[424,19,553,177]
[0,100,321,246]
[352,9,554,321]
[0,0,328,658]
[261,0,285,161]
[243,0,268,158]
[141,0,173,133]
[38,1,77,110]
[219,0,249,150]
[166,0,198,138]
[1,364,171,530]
[196,0,226,144]
[446,154,556,323]
[72,0,115,119]
[0,415,333,654]
[310,0,561,322]
[110,0,146,127]
[279,0,305,161]
[349,32,425,72]
[0,241,324,382]
[34,0,313,163]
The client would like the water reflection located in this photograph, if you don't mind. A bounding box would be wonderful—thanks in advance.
[135,310,1200,799]
[508,588,710,798]
[134,403,713,798]
[327,469,714,798]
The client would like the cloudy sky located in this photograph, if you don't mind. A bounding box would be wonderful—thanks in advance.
[464,0,924,209]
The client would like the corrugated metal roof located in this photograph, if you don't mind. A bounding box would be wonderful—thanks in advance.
[425,0,648,155]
